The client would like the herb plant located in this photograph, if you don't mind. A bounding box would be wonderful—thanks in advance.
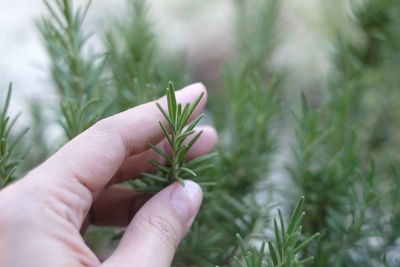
[6,0,400,266]
[38,0,108,140]
[0,84,28,187]
[235,197,320,267]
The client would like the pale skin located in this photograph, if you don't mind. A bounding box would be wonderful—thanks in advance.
[0,83,218,267]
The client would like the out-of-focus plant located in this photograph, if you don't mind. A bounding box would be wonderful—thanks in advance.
[235,197,319,267]
[105,0,186,110]
[286,0,400,266]
[38,0,108,140]
[287,93,383,266]
[0,84,28,187]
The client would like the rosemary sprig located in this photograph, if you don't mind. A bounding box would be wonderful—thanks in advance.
[142,82,206,186]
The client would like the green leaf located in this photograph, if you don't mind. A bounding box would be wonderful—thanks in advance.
[167,82,177,121]
[298,256,314,265]
[142,172,169,182]
[187,130,203,151]
[178,167,197,176]
[185,152,218,168]
[0,84,12,123]
[287,196,304,234]
[293,232,320,254]
[148,143,172,163]
[268,241,278,265]
[186,113,204,132]
[176,145,190,163]
[187,92,204,119]
[176,130,195,147]
[176,176,185,185]
[258,241,266,266]
[198,181,217,186]
[148,159,170,173]
[191,163,213,173]
[158,121,173,146]
[274,218,283,259]
[278,209,286,245]
[156,103,175,129]
[177,103,191,132]
[236,234,248,260]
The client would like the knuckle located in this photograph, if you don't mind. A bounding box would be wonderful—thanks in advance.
[140,214,180,251]
[89,117,127,150]
[90,118,118,138]
[90,116,136,155]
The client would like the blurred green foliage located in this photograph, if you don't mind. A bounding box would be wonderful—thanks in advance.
[286,0,400,266]
[0,84,28,187]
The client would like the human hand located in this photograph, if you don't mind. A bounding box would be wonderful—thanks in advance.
[0,83,217,267]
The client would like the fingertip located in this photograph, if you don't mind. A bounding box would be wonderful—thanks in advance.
[170,180,203,223]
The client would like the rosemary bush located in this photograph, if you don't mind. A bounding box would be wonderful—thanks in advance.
[2,0,400,266]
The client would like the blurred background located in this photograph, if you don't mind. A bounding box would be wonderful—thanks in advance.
[0,0,345,116]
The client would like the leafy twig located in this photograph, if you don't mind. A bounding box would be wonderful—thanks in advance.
[142,82,206,186]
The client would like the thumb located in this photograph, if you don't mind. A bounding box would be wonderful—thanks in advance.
[102,180,202,267]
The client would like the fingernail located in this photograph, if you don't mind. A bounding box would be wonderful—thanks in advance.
[170,180,202,222]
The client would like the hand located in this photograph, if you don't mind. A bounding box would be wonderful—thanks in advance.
[0,83,217,267]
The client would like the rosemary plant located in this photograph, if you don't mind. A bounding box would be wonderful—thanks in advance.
[24,0,400,265]
[19,99,52,172]
[105,0,160,108]
[285,1,400,265]
[105,0,187,110]
[235,197,319,267]
[38,0,107,140]
[0,84,28,187]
